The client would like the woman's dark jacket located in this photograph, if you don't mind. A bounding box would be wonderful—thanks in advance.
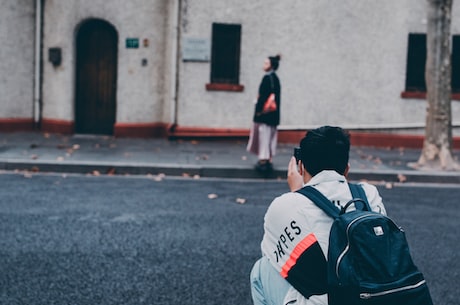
[253,71,281,126]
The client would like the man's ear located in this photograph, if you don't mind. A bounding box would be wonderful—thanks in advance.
[343,163,350,178]
[298,160,304,175]
[300,161,313,183]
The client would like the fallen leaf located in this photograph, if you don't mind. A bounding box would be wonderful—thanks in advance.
[236,198,246,204]
[151,173,166,181]
[208,193,218,199]
[107,168,116,175]
[195,154,209,160]
[397,174,407,183]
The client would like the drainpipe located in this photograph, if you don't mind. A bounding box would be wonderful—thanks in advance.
[33,0,43,128]
[169,0,181,134]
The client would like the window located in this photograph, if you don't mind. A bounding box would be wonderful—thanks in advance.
[451,35,460,93]
[404,33,426,92]
[402,33,460,99]
[206,23,244,92]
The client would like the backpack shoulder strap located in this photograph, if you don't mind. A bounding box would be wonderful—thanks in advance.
[296,186,340,219]
[348,183,371,211]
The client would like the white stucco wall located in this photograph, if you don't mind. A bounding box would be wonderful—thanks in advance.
[177,0,460,130]
[3,0,460,134]
[41,0,173,124]
[0,0,36,119]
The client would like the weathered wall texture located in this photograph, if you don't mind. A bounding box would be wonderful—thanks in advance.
[2,0,460,134]
[41,0,174,124]
[177,0,460,130]
[0,0,35,120]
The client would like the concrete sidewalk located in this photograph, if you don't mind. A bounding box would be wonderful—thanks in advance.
[1,132,460,183]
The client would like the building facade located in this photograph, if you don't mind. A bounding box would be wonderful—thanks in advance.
[2,0,460,141]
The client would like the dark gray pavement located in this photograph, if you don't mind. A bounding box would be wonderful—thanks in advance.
[2,175,458,305]
[1,131,460,183]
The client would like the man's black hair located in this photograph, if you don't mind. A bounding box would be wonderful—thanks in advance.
[299,126,350,176]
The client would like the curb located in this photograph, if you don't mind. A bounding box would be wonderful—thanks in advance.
[348,169,460,184]
[2,160,460,183]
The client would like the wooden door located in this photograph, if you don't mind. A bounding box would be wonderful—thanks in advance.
[75,19,117,135]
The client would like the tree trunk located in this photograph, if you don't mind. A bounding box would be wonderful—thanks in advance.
[415,0,458,170]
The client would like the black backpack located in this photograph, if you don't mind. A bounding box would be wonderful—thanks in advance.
[297,183,433,305]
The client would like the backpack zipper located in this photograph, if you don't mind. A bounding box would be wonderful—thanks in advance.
[335,213,401,278]
[335,214,374,277]
[359,280,426,299]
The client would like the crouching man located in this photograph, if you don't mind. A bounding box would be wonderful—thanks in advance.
[249,126,386,305]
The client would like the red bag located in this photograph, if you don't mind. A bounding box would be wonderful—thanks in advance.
[262,93,277,113]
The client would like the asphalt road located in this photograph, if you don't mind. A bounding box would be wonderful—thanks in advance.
[0,173,458,305]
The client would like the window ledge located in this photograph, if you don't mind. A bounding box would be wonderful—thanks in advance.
[206,83,244,92]
[400,91,426,99]
[401,91,460,101]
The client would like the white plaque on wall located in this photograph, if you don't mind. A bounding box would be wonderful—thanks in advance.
[182,38,210,62]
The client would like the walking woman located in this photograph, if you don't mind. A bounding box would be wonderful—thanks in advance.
[247,54,281,173]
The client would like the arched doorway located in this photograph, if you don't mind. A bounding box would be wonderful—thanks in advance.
[75,19,118,135]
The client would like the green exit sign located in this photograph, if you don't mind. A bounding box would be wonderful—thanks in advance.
[126,38,139,49]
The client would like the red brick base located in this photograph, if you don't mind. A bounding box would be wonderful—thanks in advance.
[0,118,35,132]
[2,118,460,148]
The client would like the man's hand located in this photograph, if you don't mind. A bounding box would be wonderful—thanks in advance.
[287,156,303,192]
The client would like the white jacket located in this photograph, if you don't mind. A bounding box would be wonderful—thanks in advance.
[260,170,386,305]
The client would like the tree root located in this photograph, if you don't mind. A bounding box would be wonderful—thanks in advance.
[408,143,460,171]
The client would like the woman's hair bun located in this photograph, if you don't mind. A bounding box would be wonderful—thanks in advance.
[269,54,281,70]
